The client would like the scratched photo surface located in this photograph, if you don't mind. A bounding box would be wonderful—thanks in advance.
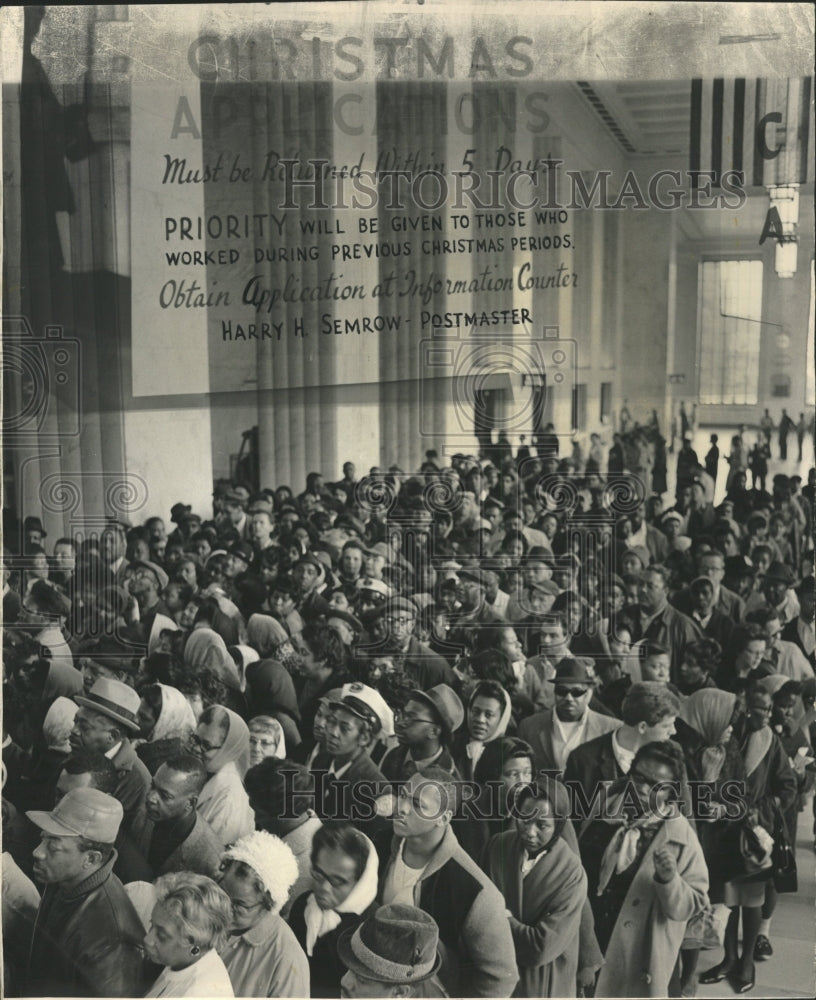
[2,3,815,999]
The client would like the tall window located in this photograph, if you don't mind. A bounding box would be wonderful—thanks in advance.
[698,260,763,404]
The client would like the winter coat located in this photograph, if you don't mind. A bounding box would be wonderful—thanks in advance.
[375,826,519,997]
[582,812,708,998]
[487,832,586,998]
[25,850,146,997]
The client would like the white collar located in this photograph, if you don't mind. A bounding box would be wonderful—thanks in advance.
[328,758,354,779]
[105,741,123,760]
[611,729,635,773]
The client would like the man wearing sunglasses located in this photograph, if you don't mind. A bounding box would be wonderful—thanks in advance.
[518,657,622,776]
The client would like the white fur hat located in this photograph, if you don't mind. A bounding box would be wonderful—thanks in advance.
[221,831,299,913]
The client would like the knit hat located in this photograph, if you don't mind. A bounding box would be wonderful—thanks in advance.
[221,831,299,913]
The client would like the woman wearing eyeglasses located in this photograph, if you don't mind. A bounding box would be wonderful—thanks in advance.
[578,740,709,999]
[288,822,379,998]
[191,706,254,848]
[216,830,310,997]
[247,715,286,767]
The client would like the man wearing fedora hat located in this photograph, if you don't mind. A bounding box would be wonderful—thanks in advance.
[71,678,151,831]
[339,903,447,998]
[518,658,622,775]
[744,560,801,625]
[23,514,47,550]
[25,788,146,996]
[380,684,464,782]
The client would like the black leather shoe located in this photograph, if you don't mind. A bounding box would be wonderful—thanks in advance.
[729,968,756,994]
[754,934,773,960]
[699,963,733,984]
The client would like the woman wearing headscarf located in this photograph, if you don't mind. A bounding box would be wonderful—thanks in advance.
[472,736,536,846]
[244,614,303,749]
[17,696,78,811]
[699,678,797,993]
[247,715,286,767]
[136,683,198,775]
[487,780,587,998]
[288,822,379,998]
[677,689,744,997]
[184,627,247,717]
[192,706,255,848]
[579,740,709,999]
[451,680,513,781]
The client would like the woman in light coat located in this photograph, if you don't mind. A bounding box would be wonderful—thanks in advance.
[578,740,709,998]
[487,780,587,998]
[192,705,255,847]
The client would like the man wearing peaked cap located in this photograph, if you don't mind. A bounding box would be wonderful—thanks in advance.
[313,682,390,838]
[339,903,446,998]
[381,684,464,782]
[225,540,254,582]
[72,678,151,832]
[25,788,146,997]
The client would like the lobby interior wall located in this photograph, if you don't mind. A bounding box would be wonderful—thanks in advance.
[672,192,814,428]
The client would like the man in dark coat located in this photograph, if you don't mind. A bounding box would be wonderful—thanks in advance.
[620,565,702,683]
[365,597,456,688]
[312,684,390,837]
[25,788,146,996]
[71,678,151,832]
[562,682,681,820]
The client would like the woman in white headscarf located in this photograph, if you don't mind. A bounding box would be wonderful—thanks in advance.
[247,716,286,768]
[192,706,255,848]
[22,697,78,811]
[452,680,513,780]
[136,683,198,775]
[185,628,242,692]
[287,822,378,999]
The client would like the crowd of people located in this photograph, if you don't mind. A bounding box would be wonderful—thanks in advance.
[2,422,815,998]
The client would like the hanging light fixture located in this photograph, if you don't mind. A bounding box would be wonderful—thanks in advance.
[768,184,799,278]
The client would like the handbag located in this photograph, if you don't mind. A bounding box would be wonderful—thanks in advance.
[732,819,774,883]
[770,806,798,894]
[681,902,730,951]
